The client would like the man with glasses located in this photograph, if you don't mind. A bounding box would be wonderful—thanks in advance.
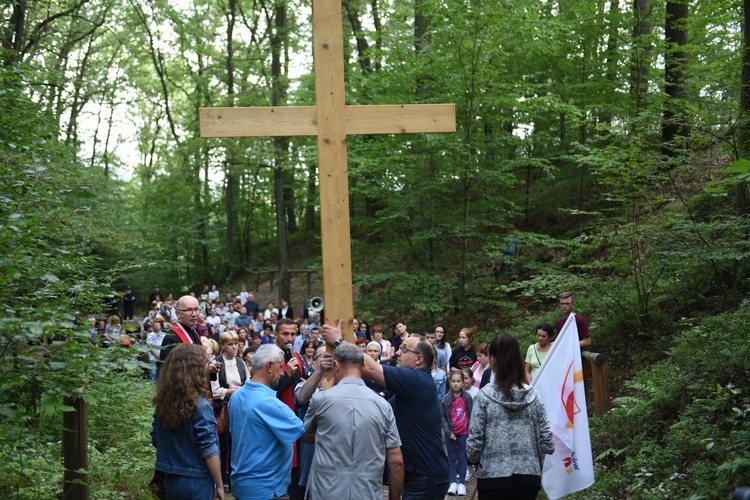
[321,323,450,499]
[557,291,591,348]
[159,295,204,363]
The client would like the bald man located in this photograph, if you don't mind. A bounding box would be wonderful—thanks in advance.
[159,295,203,363]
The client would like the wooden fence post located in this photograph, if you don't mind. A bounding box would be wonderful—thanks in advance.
[582,351,611,416]
[63,395,89,499]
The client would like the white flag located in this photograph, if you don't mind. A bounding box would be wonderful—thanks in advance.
[532,313,595,499]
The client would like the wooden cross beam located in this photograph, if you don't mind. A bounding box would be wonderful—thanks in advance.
[200,0,455,341]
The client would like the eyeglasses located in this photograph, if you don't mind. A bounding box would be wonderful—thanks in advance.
[398,345,421,356]
[177,307,202,314]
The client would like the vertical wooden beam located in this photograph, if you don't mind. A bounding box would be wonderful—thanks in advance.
[592,362,611,415]
[582,351,611,416]
[63,395,89,499]
[313,0,354,342]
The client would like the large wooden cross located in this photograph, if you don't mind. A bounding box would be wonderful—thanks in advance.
[200,0,455,341]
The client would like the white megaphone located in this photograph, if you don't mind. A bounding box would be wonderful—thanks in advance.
[308,297,324,322]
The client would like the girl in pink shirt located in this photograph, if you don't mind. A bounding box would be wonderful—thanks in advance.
[441,370,474,496]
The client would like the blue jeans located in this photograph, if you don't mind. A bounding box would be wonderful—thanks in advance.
[403,473,450,500]
[164,473,214,500]
[446,433,468,484]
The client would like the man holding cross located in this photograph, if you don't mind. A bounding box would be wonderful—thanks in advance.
[303,343,403,499]
[321,322,450,499]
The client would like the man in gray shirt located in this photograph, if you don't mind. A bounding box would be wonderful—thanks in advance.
[303,344,404,500]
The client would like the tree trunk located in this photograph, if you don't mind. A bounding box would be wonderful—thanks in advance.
[2,0,26,66]
[662,0,689,158]
[132,0,179,140]
[631,0,652,113]
[65,36,95,150]
[602,0,620,126]
[272,0,290,301]
[370,0,382,70]
[740,0,750,157]
[739,0,750,211]
[343,0,371,73]
[224,0,239,278]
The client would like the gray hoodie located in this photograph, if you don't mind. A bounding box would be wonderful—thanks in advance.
[466,383,554,479]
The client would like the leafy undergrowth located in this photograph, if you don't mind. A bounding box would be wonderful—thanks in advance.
[583,301,750,498]
[0,376,156,499]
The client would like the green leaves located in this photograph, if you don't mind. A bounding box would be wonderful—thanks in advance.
[706,159,750,195]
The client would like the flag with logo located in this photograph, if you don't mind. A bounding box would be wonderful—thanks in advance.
[532,313,595,499]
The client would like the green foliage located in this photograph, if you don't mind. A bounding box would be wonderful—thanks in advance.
[587,303,750,498]
[355,270,458,326]
[0,63,155,496]
[0,377,156,498]
[706,159,750,195]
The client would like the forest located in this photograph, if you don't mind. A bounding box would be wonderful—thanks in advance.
[1,0,749,496]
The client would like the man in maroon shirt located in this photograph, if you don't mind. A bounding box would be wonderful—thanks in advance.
[557,292,591,348]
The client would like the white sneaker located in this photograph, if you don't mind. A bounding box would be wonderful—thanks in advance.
[466,467,474,481]
[457,483,467,496]
[448,482,458,495]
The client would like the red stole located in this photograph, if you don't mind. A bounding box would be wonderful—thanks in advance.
[170,322,196,345]
[280,352,304,467]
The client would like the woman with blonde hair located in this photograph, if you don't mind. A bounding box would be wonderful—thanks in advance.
[104,315,121,346]
[202,337,220,357]
[450,327,478,371]
[211,331,247,491]
[151,344,224,499]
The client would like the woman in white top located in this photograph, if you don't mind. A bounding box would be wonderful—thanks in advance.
[263,301,279,319]
[525,323,554,382]
[205,308,222,331]
[211,331,247,489]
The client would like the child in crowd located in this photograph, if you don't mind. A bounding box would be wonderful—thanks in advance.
[442,370,473,496]
[462,368,479,398]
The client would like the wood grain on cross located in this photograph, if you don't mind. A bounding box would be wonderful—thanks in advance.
[199,0,455,341]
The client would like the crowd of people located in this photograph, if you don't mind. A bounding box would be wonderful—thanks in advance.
[142,287,591,500]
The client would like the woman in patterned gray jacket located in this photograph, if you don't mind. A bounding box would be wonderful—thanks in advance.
[466,333,555,499]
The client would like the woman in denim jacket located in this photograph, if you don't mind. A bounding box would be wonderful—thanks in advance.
[151,344,224,499]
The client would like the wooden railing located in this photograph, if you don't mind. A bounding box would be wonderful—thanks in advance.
[582,351,611,415]
[245,268,317,296]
